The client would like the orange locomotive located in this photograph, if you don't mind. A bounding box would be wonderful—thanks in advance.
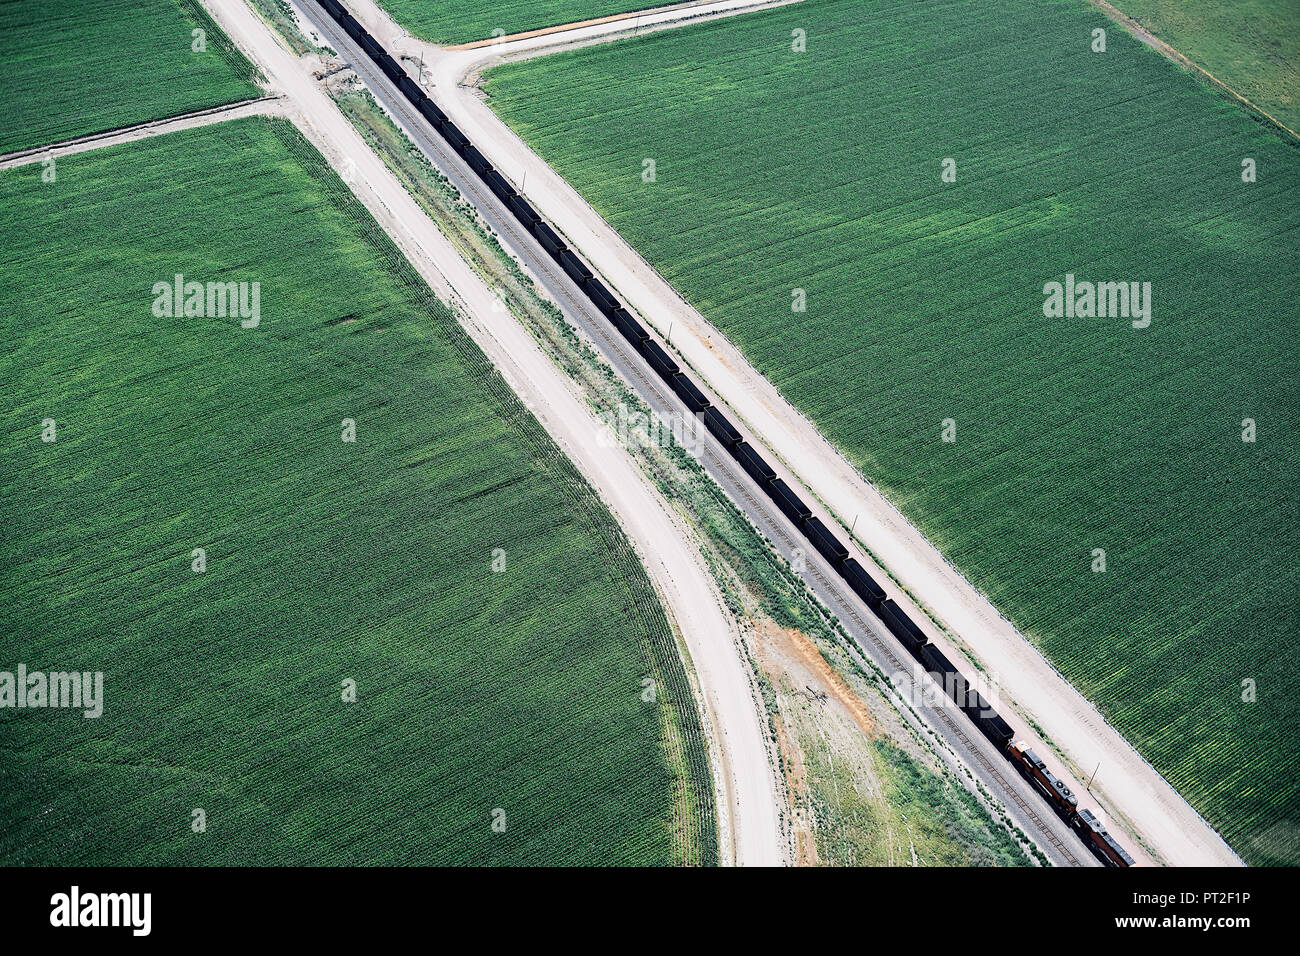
[1007,740,1134,867]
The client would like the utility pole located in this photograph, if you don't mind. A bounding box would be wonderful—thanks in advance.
[1087,762,1100,792]
[667,322,673,343]
[851,514,858,534]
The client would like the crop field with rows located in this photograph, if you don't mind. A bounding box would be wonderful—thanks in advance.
[483,0,1300,863]
[377,0,653,46]
[0,116,714,866]
[0,0,259,154]
[1113,0,1300,132]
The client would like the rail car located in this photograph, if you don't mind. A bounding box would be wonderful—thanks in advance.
[316,0,1137,869]
[806,517,849,564]
[396,74,422,102]
[533,221,566,256]
[768,478,811,525]
[483,169,516,203]
[417,97,449,128]
[733,441,776,484]
[841,558,885,608]
[508,194,539,227]
[971,701,1016,752]
[381,51,405,83]
[641,340,680,379]
[920,646,1018,750]
[702,407,742,447]
[878,598,928,658]
[585,279,619,317]
[462,145,491,176]
[441,121,470,154]
[358,32,384,62]
[670,373,711,414]
[558,249,592,285]
[920,643,966,701]
[610,308,649,346]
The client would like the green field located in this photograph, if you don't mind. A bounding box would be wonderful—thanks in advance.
[0,0,259,154]
[377,0,655,46]
[1113,0,1300,132]
[337,84,1039,867]
[483,0,1300,863]
[0,116,714,865]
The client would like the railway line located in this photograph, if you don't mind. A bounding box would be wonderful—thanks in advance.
[301,0,1100,866]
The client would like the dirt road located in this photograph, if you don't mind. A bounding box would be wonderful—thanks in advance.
[347,0,1241,866]
[0,97,282,169]
[445,0,728,51]
[342,0,803,61]
[443,0,801,52]
[199,0,786,866]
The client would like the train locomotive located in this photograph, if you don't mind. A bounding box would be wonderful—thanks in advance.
[1074,809,1137,868]
[1007,740,1079,821]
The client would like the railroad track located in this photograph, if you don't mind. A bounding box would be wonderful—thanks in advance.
[705,446,1082,866]
[302,0,1090,867]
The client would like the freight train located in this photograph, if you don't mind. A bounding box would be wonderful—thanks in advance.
[312,0,1137,869]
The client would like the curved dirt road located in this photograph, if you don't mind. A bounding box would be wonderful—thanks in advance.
[204,0,787,866]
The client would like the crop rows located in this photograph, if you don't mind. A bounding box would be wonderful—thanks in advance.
[483,0,1300,862]
[0,116,714,865]
[1111,0,1300,132]
[0,0,259,154]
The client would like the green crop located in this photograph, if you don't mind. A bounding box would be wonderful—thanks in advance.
[1112,0,1300,132]
[0,116,714,865]
[0,0,259,154]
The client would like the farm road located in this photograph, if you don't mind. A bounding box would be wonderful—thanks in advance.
[197,0,788,866]
[0,96,283,170]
